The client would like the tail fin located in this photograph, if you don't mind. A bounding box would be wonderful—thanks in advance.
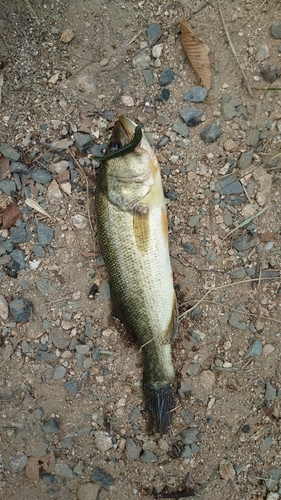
[143,383,173,434]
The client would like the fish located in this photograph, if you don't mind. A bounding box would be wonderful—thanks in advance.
[94,115,178,433]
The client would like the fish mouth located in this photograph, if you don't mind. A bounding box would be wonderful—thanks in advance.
[118,115,137,142]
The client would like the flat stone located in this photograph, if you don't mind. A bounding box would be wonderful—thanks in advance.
[61,436,73,448]
[156,136,170,149]
[225,194,245,206]
[165,190,178,201]
[9,298,32,323]
[47,179,63,205]
[92,467,115,488]
[64,380,79,395]
[126,438,142,461]
[31,245,45,258]
[9,225,29,244]
[238,151,253,169]
[235,105,248,120]
[98,280,111,303]
[10,161,30,174]
[178,381,194,399]
[188,214,202,227]
[147,22,162,45]
[229,305,248,330]
[77,482,100,500]
[244,339,262,358]
[232,233,254,252]
[9,451,28,472]
[265,469,281,491]
[141,450,158,463]
[21,339,34,354]
[159,68,175,86]
[156,113,170,126]
[142,69,153,86]
[55,462,76,478]
[271,22,281,39]
[221,102,236,121]
[53,365,67,380]
[182,242,196,254]
[36,277,57,294]
[180,445,192,458]
[43,418,60,433]
[36,350,58,363]
[70,214,88,229]
[187,362,200,376]
[265,381,277,402]
[0,143,20,161]
[260,64,277,83]
[180,428,198,445]
[132,50,151,70]
[200,123,222,143]
[0,294,9,320]
[31,169,53,184]
[218,174,243,195]
[184,86,207,102]
[37,222,54,247]
[172,117,189,137]
[74,133,94,154]
[49,328,70,348]
[94,431,113,452]
[73,460,84,475]
[0,179,16,196]
[179,107,202,126]
[158,88,170,102]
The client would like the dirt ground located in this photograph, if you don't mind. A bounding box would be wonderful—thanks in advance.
[0,0,281,499]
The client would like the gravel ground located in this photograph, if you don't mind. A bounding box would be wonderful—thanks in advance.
[0,1,281,499]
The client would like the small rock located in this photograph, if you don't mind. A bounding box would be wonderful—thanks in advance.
[255,44,270,62]
[37,222,54,247]
[184,86,207,102]
[31,169,53,184]
[21,340,34,354]
[178,381,194,399]
[260,436,273,453]
[180,428,198,445]
[223,139,238,152]
[53,366,67,380]
[0,294,9,320]
[156,136,170,149]
[238,151,253,169]
[188,214,202,227]
[187,362,200,376]
[132,50,151,69]
[94,431,113,452]
[141,451,158,463]
[55,462,76,478]
[179,107,202,126]
[244,339,262,358]
[60,28,75,43]
[271,22,281,39]
[267,493,279,500]
[98,280,111,303]
[92,467,115,488]
[232,233,254,252]
[9,249,26,271]
[147,23,162,45]
[36,277,57,294]
[31,245,45,258]
[9,298,32,323]
[229,305,248,330]
[220,460,235,480]
[61,436,73,448]
[260,64,277,83]
[221,102,236,121]
[265,469,281,492]
[36,350,58,363]
[158,88,170,102]
[9,451,28,472]
[172,117,189,137]
[265,381,277,402]
[49,328,70,348]
[180,445,192,458]
[43,418,60,433]
[73,460,84,475]
[74,133,94,154]
[10,226,29,244]
[156,113,170,126]
[121,95,134,107]
[10,161,30,174]
[159,68,175,86]
[200,123,222,143]
[77,483,100,500]
[47,179,63,205]
[125,438,142,461]
[64,380,79,395]
[182,242,196,254]
[0,143,20,161]
[42,474,56,485]
[0,179,16,196]
[218,174,243,195]
[70,214,88,229]
[142,69,153,86]
[152,43,163,58]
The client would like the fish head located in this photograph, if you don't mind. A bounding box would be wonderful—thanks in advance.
[106,115,153,160]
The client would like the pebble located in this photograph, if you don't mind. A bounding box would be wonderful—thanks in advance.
[260,64,277,83]
[172,117,189,137]
[0,143,20,161]
[77,483,100,500]
[265,470,281,491]
[271,22,281,39]
[53,365,67,380]
[158,88,170,102]
[228,305,248,330]
[9,451,28,472]
[64,380,79,395]
[9,249,27,271]
[178,381,194,399]
[142,69,153,86]
[36,277,57,294]
[42,418,60,433]
[238,151,253,169]
[70,214,88,229]
[47,179,63,205]
[156,136,170,149]
[221,102,236,121]
[232,233,254,252]
[184,86,207,102]
[31,169,52,184]
[73,132,94,154]
[182,242,196,254]
[187,362,200,376]
[98,280,111,303]
[94,430,113,452]
[147,23,162,45]
[188,214,202,227]
[180,428,198,445]
[255,44,270,62]
[180,445,192,458]
[42,474,56,485]
[0,179,17,196]
[200,123,222,143]
[76,344,89,354]
[92,467,115,488]
[141,450,158,463]
[9,298,32,322]
[156,113,170,126]
[265,381,277,402]
[21,339,34,353]
[132,50,151,70]
[260,436,273,454]
[10,161,30,174]
[36,350,58,363]
[61,436,73,448]
[152,43,163,58]
[31,245,45,258]
[218,174,243,195]
[55,462,76,478]
[0,294,8,320]
[245,339,262,357]
[223,139,238,152]
[159,68,175,86]
[179,107,202,127]
[73,460,84,475]
[49,328,70,348]
[125,438,142,461]
[37,221,54,247]
[10,225,29,244]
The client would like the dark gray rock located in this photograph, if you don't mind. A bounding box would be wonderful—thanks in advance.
[43,418,60,433]
[165,190,178,201]
[9,226,29,244]
[31,245,45,258]
[260,270,280,282]
[9,298,32,322]
[200,123,222,143]
[183,86,207,102]
[238,151,253,169]
[31,169,53,184]
[36,350,58,363]
[156,136,170,149]
[103,110,115,122]
[98,280,110,303]
[158,88,170,102]
[64,380,79,395]
[221,102,236,121]
[229,305,248,330]
[244,339,262,358]
[179,107,202,126]
[126,438,142,461]
[0,179,16,195]
[61,436,73,448]
[141,450,158,463]
[10,161,30,174]
[232,233,254,252]
[172,117,189,137]
[218,174,243,195]
[0,143,20,161]
[21,339,34,354]
[9,451,28,472]
[92,467,115,488]
[77,427,92,437]
[260,64,277,83]
[180,409,194,425]
[142,69,153,87]
[73,133,94,154]
[235,105,248,120]
[55,462,76,478]
[178,380,194,398]
[271,22,281,39]
[37,221,54,247]
[42,474,56,485]
[180,445,192,458]
[182,242,196,254]
[225,194,245,206]
[159,68,175,86]
[2,240,14,252]
[147,22,162,45]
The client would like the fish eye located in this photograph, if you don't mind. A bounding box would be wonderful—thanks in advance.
[110,141,121,152]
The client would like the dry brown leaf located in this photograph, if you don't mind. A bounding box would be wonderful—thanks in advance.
[179,18,212,91]
[0,154,9,181]
[2,202,23,228]
[25,453,53,481]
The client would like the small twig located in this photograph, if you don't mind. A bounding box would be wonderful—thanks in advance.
[217,0,253,97]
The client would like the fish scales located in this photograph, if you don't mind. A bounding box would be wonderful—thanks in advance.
[95,115,178,433]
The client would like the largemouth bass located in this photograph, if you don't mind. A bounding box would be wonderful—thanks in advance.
[95,115,178,433]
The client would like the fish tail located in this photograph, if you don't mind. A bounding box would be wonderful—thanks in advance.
[143,382,173,434]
